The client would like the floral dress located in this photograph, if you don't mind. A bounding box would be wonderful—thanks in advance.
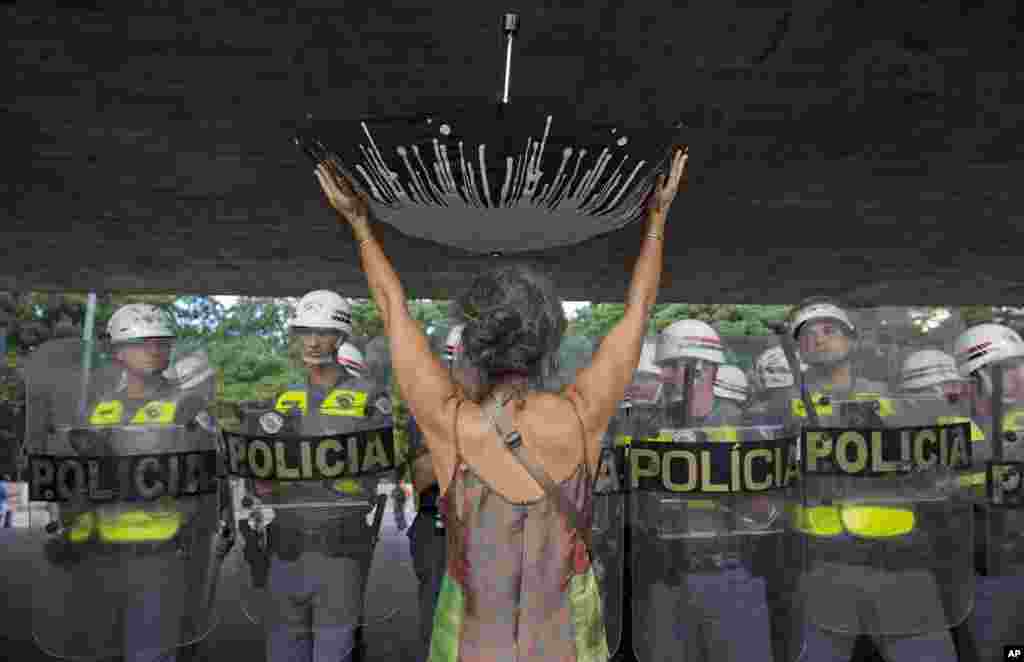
[427,399,608,662]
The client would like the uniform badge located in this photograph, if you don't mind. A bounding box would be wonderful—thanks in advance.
[260,412,284,435]
[374,396,393,416]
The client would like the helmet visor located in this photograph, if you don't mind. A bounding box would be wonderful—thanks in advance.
[660,359,716,419]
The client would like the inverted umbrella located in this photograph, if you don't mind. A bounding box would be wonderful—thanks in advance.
[296,12,687,255]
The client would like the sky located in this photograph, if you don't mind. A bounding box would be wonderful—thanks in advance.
[212,296,591,320]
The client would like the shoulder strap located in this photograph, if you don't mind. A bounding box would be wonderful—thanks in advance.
[482,392,592,551]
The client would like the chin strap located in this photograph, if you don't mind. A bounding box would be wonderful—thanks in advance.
[482,390,592,552]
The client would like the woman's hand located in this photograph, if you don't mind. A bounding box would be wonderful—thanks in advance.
[646,147,689,217]
[314,160,370,229]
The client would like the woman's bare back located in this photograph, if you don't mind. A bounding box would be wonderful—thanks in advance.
[434,389,605,502]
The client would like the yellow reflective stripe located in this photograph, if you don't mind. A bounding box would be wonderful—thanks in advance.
[69,512,96,543]
[687,500,717,510]
[97,510,182,543]
[1004,410,1024,432]
[793,505,843,537]
[840,506,914,538]
[958,472,987,487]
[792,394,893,419]
[320,389,368,417]
[89,401,124,426]
[332,478,363,495]
[792,395,833,418]
[650,427,739,443]
[128,400,177,425]
[275,391,308,415]
[613,435,631,448]
[703,427,738,442]
[793,504,914,537]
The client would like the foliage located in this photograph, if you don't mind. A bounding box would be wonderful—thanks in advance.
[572,302,792,341]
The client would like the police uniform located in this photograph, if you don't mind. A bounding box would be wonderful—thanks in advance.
[74,381,222,662]
[959,406,1024,661]
[404,416,446,661]
[779,377,960,662]
[631,402,793,662]
[258,375,384,662]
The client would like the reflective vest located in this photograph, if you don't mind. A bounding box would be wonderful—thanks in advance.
[88,398,177,426]
[274,386,369,418]
[274,383,373,496]
[938,412,1022,490]
[74,395,191,543]
[790,391,895,419]
[790,391,915,538]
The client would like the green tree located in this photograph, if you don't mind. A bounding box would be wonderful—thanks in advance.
[572,302,792,341]
[207,335,305,404]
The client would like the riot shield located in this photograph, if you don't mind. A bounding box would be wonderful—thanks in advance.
[226,382,397,662]
[963,355,1024,661]
[629,424,804,662]
[593,409,628,658]
[787,305,976,649]
[24,338,225,661]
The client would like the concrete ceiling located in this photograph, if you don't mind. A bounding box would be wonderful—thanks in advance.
[4,1,1023,305]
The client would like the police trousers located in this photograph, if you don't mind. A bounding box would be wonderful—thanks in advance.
[408,510,446,662]
[263,551,367,662]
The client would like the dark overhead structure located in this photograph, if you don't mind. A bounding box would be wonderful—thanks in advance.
[3,2,1023,304]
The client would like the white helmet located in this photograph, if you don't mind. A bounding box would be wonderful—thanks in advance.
[443,325,465,364]
[336,342,366,378]
[790,300,856,366]
[790,301,856,341]
[655,319,725,366]
[288,291,352,335]
[166,350,214,389]
[713,364,749,403]
[900,349,962,392]
[107,304,175,345]
[638,339,659,375]
[623,342,663,408]
[755,346,804,390]
[954,323,1024,378]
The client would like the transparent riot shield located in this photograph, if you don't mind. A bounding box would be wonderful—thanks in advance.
[593,415,627,657]
[226,383,397,662]
[630,424,803,662]
[787,305,976,643]
[24,337,224,661]
[963,357,1024,661]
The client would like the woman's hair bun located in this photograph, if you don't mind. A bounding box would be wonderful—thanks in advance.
[452,263,567,378]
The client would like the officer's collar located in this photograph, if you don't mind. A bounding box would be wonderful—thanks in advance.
[305,371,355,393]
[114,376,174,400]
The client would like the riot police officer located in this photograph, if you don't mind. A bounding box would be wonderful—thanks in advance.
[337,342,367,380]
[712,364,751,422]
[749,345,805,416]
[631,319,805,662]
[896,348,986,661]
[236,290,393,662]
[27,303,230,662]
[782,298,961,662]
[953,323,1024,662]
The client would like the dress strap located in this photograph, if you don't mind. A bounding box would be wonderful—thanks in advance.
[482,391,593,551]
[564,387,589,476]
